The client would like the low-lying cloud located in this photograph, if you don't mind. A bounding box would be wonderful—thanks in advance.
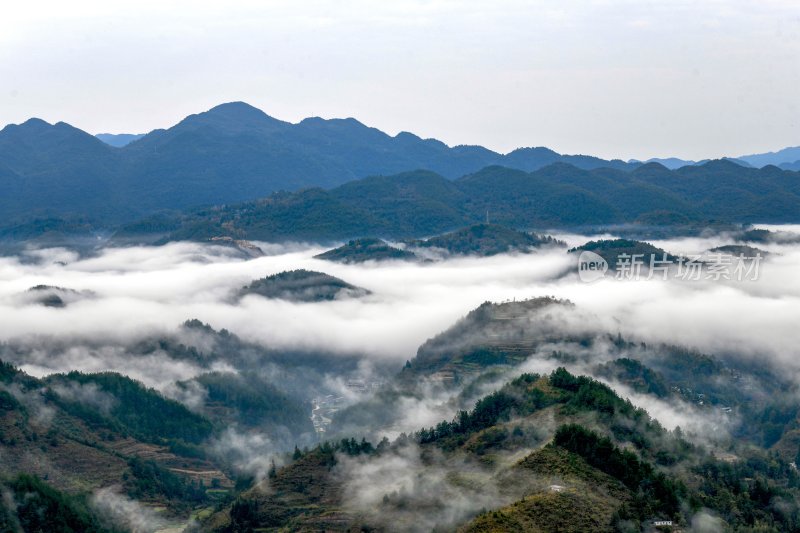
[0,229,798,388]
[90,487,169,533]
[336,443,517,532]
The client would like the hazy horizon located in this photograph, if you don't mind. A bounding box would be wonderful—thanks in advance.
[6,99,799,163]
[2,1,798,162]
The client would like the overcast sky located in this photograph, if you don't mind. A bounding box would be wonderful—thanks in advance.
[1,0,798,160]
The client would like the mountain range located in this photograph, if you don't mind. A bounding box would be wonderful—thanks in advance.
[93,129,800,172]
[738,146,800,169]
[629,156,753,170]
[110,160,800,244]
[0,102,636,225]
[89,108,800,172]
[631,154,800,171]
[2,101,799,237]
[200,298,800,532]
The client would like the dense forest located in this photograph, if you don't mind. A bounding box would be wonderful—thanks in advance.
[206,368,800,531]
[104,160,800,244]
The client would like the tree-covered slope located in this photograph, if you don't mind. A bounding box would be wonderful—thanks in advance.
[116,161,800,244]
[313,224,565,263]
[0,474,122,533]
[409,223,565,257]
[202,369,800,532]
[570,238,679,270]
[314,238,418,263]
[44,371,214,445]
[237,269,369,302]
[0,361,227,515]
[404,297,578,377]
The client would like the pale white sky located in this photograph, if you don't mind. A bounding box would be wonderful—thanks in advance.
[1,0,798,160]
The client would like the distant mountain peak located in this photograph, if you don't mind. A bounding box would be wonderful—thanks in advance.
[507,146,560,156]
[178,101,288,133]
[697,158,748,171]
[738,146,800,168]
[206,101,268,117]
[628,157,696,170]
[0,117,105,148]
[0,117,52,135]
[21,117,52,128]
[395,131,421,141]
[632,161,671,172]
[298,116,326,124]
[299,115,366,127]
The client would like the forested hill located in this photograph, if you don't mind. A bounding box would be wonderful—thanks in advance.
[203,368,800,532]
[0,102,635,225]
[116,160,800,243]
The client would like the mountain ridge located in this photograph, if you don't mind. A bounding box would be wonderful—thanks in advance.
[0,102,647,225]
[3,101,800,232]
[107,160,800,245]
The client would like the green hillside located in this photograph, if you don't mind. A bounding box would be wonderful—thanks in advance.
[571,238,679,270]
[200,368,800,532]
[108,161,800,245]
[0,361,228,517]
[178,372,314,435]
[314,238,418,263]
[0,474,121,533]
[237,269,369,301]
[410,223,565,257]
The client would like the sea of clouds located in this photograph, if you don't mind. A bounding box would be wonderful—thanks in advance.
[1,227,798,531]
[0,227,797,378]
